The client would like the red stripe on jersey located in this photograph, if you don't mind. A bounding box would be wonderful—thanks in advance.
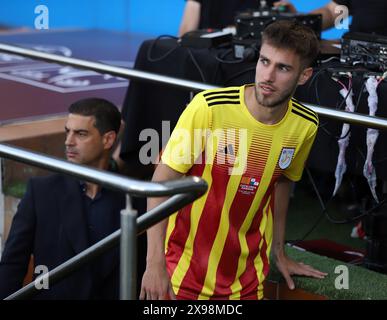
[238,177,276,299]
[211,180,262,298]
[258,195,274,278]
[166,158,207,277]
[176,155,233,299]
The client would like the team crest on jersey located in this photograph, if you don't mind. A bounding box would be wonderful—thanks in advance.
[278,147,295,169]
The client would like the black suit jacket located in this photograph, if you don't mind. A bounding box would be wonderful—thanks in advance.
[0,174,125,300]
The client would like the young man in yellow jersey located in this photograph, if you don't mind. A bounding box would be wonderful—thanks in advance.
[140,20,328,300]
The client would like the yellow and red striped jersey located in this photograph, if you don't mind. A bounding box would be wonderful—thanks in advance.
[161,85,318,300]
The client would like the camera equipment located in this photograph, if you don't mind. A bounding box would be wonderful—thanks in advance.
[232,9,322,60]
[340,32,387,71]
[179,29,233,49]
[235,12,322,41]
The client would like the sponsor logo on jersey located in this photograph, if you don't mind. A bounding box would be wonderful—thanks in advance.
[238,176,260,196]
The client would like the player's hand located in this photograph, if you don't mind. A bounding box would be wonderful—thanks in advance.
[273,1,297,13]
[274,252,328,290]
[139,261,176,300]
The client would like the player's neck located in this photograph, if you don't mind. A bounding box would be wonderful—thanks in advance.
[256,102,288,125]
[245,86,289,125]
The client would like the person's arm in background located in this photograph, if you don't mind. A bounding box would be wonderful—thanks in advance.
[273,1,342,30]
[112,120,154,179]
[139,163,183,300]
[271,175,328,290]
[178,0,201,36]
[111,120,126,172]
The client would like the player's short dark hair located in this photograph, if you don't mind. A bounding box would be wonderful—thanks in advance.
[261,20,320,68]
[68,98,121,135]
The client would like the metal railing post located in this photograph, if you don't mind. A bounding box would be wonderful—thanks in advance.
[120,194,138,300]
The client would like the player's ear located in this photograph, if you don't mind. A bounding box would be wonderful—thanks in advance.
[298,67,313,85]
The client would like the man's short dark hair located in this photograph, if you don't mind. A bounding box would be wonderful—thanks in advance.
[68,98,121,135]
[261,20,320,68]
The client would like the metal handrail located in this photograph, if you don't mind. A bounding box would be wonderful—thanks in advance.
[306,104,387,130]
[1,42,387,130]
[0,43,216,92]
[4,192,201,300]
[0,143,207,300]
[0,143,205,197]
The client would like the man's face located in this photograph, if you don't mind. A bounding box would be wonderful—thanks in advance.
[254,42,311,109]
[65,114,109,167]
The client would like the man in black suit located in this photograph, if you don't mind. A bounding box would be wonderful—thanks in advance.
[0,98,125,299]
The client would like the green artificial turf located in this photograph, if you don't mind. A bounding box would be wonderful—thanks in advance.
[3,181,27,199]
[269,246,387,300]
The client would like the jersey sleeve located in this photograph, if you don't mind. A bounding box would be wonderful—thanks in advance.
[162,92,210,174]
[283,124,318,182]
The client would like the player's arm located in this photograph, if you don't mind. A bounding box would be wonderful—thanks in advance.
[140,162,183,300]
[272,175,327,290]
[271,175,292,260]
[178,0,201,36]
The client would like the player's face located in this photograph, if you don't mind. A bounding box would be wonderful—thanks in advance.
[254,43,311,109]
[64,114,109,167]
